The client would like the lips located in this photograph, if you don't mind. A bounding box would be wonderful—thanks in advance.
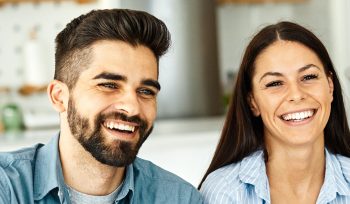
[280,109,317,122]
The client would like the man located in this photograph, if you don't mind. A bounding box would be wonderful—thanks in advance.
[0,9,203,204]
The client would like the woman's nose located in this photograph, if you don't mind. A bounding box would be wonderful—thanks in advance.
[287,83,306,102]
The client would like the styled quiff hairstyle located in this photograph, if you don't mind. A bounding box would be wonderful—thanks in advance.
[54,9,171,89]
[199,21,350,189]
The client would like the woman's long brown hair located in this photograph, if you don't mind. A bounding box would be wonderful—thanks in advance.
[198,21,350,189]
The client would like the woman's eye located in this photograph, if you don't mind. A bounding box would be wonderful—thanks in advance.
[98,83,118,89]
[302,74,318,81]
[265,81,283,88]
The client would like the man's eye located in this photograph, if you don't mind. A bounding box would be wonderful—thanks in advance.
[265,81,283,88]
[98,83,118,89]
[302,74,318,81]
[138,89,156,97]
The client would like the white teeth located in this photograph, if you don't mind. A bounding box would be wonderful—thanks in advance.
[104,121,136,132]
[282,110,314,121]
[120,124,125,130]
[113,123,118,129]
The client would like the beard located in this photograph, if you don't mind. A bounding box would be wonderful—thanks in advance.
[67,97,153,167]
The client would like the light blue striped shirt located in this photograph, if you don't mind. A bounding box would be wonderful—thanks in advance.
[200,149,350,204]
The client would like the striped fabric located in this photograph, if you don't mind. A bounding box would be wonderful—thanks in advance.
[200,149,350,204]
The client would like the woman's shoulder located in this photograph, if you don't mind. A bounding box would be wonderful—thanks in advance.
[200,150,265,203]
[202,162,242,189]
[200,162,242,203]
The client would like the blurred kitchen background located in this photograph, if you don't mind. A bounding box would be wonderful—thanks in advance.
[0,0,349,186]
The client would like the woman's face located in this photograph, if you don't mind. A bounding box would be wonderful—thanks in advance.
[249,40,334,149]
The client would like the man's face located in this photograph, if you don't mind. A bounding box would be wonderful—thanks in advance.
[67,40,159,167]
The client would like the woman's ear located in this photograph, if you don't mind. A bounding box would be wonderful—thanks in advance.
[327,73,334,102]
[248,94,261,116]
[47,80,69,113]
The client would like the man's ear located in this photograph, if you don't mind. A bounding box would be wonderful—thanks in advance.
[248,94,260,117]
[47,80,69,113]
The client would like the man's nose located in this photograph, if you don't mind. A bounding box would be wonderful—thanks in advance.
[113,91,140,116]
[287,83,306,102]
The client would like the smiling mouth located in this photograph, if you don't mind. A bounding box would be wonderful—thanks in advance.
[103,121,137,134]
[280,109,317,122]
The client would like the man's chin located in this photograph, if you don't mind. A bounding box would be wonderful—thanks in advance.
[88,139,140,167]
[78,124,153,167]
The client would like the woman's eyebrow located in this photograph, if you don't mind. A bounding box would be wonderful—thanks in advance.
[298,64,321,73]
[259,64,321,82]
[259,72,283,82]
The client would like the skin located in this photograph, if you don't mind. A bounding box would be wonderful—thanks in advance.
[47,40,159,195]
[249,40,334,203]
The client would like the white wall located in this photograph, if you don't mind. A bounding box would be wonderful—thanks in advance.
[0,2,99,88]
[329,0,350,115]
[0,2,100,128]
[217,0,332,79]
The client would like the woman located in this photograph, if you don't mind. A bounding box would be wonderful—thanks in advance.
[199,21,350,203]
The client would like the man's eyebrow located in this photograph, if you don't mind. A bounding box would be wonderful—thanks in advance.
[258,64,321,82]
[142,79,161,91]
[92,72,126,81]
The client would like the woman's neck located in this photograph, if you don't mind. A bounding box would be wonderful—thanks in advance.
[266,144,325,203]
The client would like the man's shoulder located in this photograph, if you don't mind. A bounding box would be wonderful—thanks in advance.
[0,144,43,169]
[133,157,193,186]
[132,157,203,203]
[0,143,45,203]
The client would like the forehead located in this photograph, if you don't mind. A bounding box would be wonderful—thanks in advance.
[79,40,158,80]
[253,40,324,76]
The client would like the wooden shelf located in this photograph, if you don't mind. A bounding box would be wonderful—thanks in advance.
[0,0,96,6]
[217,0,307,4]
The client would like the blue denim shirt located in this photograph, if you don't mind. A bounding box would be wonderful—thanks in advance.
[0,134,203,204]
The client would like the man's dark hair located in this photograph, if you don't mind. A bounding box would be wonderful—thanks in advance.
[54,9,171,89]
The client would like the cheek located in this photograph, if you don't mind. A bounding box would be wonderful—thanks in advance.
[255,94,281,116]
[313,92,333,107]
[75,95,105,117]
[141,100,157,122]
[305,82,333,104]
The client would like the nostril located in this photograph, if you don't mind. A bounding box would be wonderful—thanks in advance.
[289,96,305,102]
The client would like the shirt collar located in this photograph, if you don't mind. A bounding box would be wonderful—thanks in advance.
[115,162,135,202]
[33,133,135,202]
[239,150,270,202]
[33,133,62,200]
[317,149,350,203]
[238,149,350,203]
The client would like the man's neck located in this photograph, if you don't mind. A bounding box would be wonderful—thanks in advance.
[58,132,125,196]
